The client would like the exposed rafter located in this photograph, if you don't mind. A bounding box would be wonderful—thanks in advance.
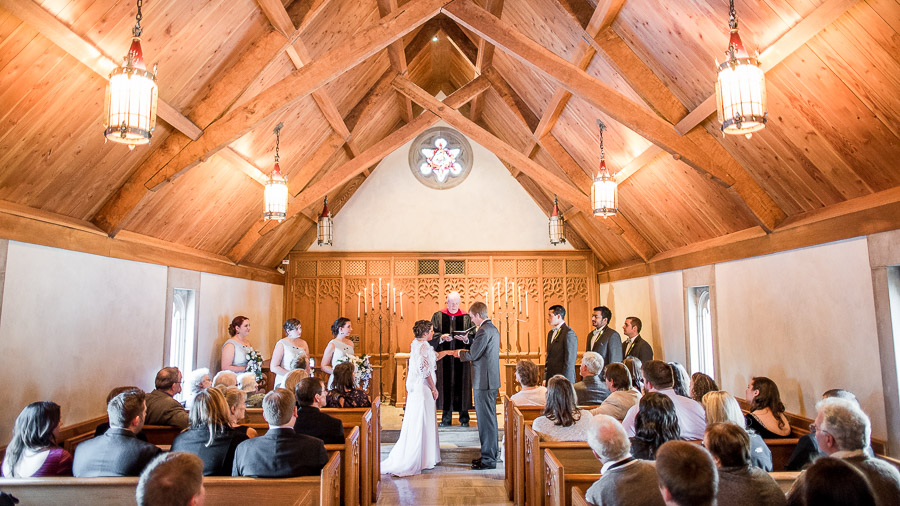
[376,0,416,122]
[469,0,504,121]
[443,0,785,231]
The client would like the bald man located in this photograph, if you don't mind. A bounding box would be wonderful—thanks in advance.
[430,291,474,427]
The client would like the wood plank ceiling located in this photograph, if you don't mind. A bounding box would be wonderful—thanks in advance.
[0,0,897,278]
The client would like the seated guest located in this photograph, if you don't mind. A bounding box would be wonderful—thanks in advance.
[655,441,718,506]
[237,372,265,408]
[145,367,189,429]
[591,363,641,421]
[294,377,345,444]
[532,375,593,441]
[584,414,665,506]
[284,368,309,394]
[136,452,205,506]
[291,355,310,375]
[510,360,547,406]
[326,361,371,408]
[689,372,718,403]
[668,362,690,398]
[624,357,644,392]
[74,389,161,476]
[798,457,877,506]
[704,423,786,506]
[744,376,792,438]
[223,387,257,439]
[232,388,328,477]
[630,392,680,460]
[1,401,72,477]
[574,352,611,405]
[171,388,249,476]
[622,360,706,440]
[786,388,869,471]
[186,368,212,408]
[95,386,148,441]
[786,398,900,506]
[702,390,772,471]
[212,370,238,390]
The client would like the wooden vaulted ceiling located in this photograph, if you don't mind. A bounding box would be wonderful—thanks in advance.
[0,0,898,281]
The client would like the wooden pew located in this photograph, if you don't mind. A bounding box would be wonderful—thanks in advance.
[543,449,602,506]
[524,426,596,506]
[0,451,341,506]
[571,486,590,506]
[141,425,185,446]
[247,399,381,506]
[328,426,361,506]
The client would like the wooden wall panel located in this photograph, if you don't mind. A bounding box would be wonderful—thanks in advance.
[285,251,597,402]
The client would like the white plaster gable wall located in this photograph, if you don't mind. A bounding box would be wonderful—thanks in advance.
[308,121,572,251]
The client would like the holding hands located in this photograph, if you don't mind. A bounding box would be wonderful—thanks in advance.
[436,349,462,360]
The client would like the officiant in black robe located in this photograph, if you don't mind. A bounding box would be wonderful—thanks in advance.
[430,291,474,427]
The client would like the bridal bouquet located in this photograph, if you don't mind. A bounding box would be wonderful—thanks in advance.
[338,354,373,389]
[245,349,264,382]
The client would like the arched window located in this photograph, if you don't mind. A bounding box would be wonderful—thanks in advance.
[169,288,195,400]
[688,286,715,377]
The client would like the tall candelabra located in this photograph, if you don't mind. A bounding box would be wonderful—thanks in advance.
[357,282,402,403]
[488,279,529,363]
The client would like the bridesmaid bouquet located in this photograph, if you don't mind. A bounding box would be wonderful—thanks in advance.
[338,355,372,390]
[245,349,264,382]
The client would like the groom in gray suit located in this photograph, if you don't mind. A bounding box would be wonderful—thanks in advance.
[453,301,500,470]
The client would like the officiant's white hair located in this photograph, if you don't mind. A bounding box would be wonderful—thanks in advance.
[447,291,461,302]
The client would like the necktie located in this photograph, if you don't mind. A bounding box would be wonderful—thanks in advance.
[552,327,561,342]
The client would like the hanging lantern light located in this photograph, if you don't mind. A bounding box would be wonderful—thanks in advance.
[264,123,289,221]
[549,195,566,245]
[317,197,333,246]
[591,121,617,218]
[715,0,767,138]
[104,0,158,149]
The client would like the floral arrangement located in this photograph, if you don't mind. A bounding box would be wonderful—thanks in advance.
[337,354,373,390]
[245,349,264,382]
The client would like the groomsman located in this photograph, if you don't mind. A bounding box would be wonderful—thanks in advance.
[545,305,577,383]
[622,316,653,363]
[586,306,623,376]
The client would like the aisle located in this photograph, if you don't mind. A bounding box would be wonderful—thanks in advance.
[379,404,512,505]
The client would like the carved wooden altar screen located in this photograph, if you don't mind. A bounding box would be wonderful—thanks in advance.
[285,251,597,403]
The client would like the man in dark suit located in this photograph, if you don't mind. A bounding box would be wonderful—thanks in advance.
[586,306,623,376]
[73,388,161,477]
[293,376,344,444]
[453,301,500,470]
[622,316,653,363]
[232,388,328,477]
[145,367,189,429]
[545,305,578,383]
[573,352,610,405]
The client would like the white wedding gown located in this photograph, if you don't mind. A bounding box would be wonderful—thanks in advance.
[380,339,441,477]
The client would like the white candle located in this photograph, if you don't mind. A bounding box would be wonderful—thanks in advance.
[400,292,403,318]
[393,287,397,314]
[386,282,390,309]
[364,287,368,315]
[379,278,382,303]
[357,292,361,319]
[504,277,508,306]
[517,285,521,313]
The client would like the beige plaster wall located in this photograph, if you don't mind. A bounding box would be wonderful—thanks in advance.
[0,242,284,447]
[196,272,283,374]
[651,270,687,364]
[598,276,656,354]
[307,121,572,252]
[0,242,167,446]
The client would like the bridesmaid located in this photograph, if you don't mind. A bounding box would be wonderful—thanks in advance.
[221,316,255,374]
[321,317,355,389]
[271,318,311,388]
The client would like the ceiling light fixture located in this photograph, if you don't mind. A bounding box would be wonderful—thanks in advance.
[716,0,767,138]
[549,195,566,245]
[263,122,288,221]
[591,120,617,218]
[317,197,333,246]
[103,0,158,149]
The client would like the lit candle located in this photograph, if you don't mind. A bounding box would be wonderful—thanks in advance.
[357,292,361,319]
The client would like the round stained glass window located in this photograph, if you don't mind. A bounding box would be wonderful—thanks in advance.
[408,127,473,190]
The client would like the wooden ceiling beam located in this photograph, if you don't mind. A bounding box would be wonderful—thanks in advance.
[91,28,293,236]
[227,111,440,262]
[531,0,626,139]
[228,74,492,263]
[377,0,415,122]
[483,67,539,132]
[592,27,785,230]
[146,0,446,204]
[444,0,785,231]
[674,0,860,135]
[615,145,663,183]
[288,133,346,196]
[440,17,478,66]
[555,0,596,29]
[404,17,442,63]
[469,0,504,121]
[345,69,399,134]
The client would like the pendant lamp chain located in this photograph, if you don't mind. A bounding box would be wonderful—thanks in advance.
[133,0,143,37]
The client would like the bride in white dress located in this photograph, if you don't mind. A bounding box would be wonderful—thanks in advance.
[381,320,452,477]
[321,317,355,389]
